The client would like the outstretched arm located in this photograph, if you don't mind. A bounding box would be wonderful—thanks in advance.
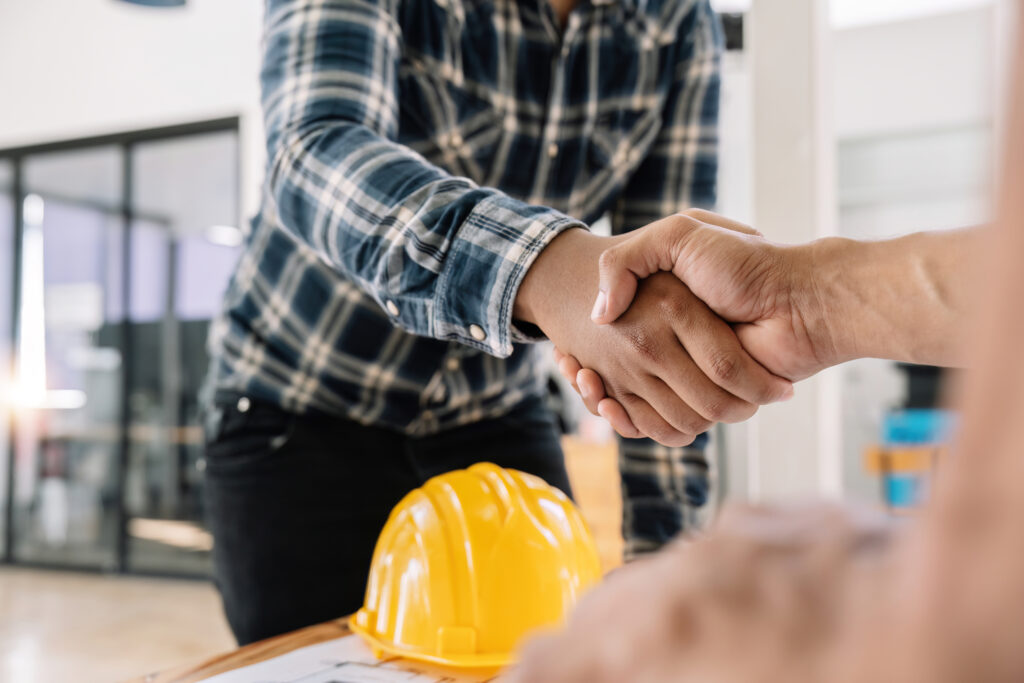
[593,210,979,372]
[558,211,980,438]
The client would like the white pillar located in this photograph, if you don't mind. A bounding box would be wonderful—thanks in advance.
[745,0,843,500]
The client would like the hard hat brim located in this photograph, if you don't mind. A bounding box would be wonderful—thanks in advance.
[349,610,514,671]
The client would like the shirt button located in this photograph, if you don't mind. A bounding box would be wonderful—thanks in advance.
[446,357,460,372]
[547,143,559,159]
[386,300,399,316]
[236,396,251,413]
[469,324,487,342]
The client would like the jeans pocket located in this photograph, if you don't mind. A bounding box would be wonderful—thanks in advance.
[204,402,296,475]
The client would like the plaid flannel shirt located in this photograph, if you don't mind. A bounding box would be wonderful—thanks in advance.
[207,0,722,555]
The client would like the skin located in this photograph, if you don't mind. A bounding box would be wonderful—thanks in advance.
[557,211,979,439]
[514,229,792,447]
[509,9,1024,683]
[548,0,577,26]
[506,503,893,683]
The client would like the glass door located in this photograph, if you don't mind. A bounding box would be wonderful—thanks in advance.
[126,131,240,574]
[0,118,240,576]
[13,147,125,569]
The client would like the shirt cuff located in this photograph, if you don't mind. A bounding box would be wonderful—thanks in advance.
[433,194,587,357]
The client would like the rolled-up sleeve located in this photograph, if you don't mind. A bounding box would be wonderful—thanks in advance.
[262,0,584,357]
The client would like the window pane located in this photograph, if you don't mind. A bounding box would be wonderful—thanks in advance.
[127,130,239,575]
[15,147,124,569]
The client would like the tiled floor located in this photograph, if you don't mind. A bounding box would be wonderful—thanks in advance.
[0,567,234,683]
[0,436,621,683]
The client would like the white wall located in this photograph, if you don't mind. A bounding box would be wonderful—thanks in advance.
[0,0,265,214]
[831,6,999,503]
[715,3,1003,503]
[833,7,996,140]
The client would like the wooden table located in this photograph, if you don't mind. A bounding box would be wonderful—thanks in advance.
[132,619,353,683]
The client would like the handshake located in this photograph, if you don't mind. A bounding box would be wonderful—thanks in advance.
[514,209,847,447]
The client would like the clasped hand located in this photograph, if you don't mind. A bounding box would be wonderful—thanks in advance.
[514,219,795,447]
[542,209,843,444]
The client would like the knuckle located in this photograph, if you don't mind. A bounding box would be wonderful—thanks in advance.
[665,404,712,434]
[597,248,620,272]
[700,395,734,423]
[708,351,741,385]
[699,393,750,423]
[656,290,687,318]
[625,328,660,362]
[616,391,643,410]
[684,415,714,435]
[647,423,681,445]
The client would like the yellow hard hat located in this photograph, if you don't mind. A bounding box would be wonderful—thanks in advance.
[350,462,602,670]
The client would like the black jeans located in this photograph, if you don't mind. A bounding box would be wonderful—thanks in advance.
[203,394,571,645]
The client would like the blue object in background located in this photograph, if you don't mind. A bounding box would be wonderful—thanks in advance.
[879,409,953,510]
[885,474,927,508]
[882,409,956,446]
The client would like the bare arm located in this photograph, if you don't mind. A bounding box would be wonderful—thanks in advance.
[558,215,981,437]
[805,228,980,369]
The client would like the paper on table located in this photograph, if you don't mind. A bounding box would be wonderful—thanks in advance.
[201,634,498,683]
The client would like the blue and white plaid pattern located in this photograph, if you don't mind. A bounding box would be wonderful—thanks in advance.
[207,0,722,552]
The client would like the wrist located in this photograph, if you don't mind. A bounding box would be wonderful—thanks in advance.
[790,236,865,367]
[513,228,613,328]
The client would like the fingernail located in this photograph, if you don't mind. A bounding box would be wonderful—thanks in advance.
[779,385,795,402]
[590,290,607,321]
[578,373,590,399]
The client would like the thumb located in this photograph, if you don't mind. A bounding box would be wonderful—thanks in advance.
[591,219,696,324]
[591,243,642,324]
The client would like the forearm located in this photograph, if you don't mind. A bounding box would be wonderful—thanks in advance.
[804,228,981,368]
[269,125,581,354]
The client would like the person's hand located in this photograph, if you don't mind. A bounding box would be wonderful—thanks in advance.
[555,210,840,438]
[505,503,892,683]
[515,229,793,447]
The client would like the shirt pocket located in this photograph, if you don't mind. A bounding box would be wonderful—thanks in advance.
[398,61,505,186]
[574,107,662,218]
